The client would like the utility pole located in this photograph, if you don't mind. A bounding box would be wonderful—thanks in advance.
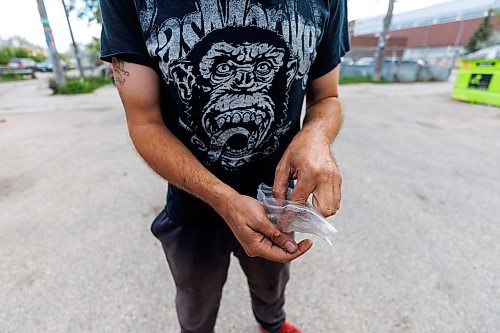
[36,0,66,86]
[373,0,396,81]
[62,0,85,77]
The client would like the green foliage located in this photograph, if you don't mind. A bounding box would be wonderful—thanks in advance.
[50,77,112,94]
[30,50,47,63]
[86,37,100,53]
[0,73,36,82]
[0,46,14,65]
[465,9,495,53]
[339,76,388,84]
[0,46,47,65]
[13,47,30,58]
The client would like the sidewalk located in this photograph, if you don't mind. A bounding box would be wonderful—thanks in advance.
[1,77,499,332]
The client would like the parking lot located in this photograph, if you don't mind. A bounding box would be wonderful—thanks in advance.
[1,76,499,333]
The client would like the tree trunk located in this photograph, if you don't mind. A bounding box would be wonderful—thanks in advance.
[62,0,85,78]
[373,0,396,82]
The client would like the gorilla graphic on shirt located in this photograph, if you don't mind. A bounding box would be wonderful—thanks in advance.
[167,27,297,169]
[140,0,325,169]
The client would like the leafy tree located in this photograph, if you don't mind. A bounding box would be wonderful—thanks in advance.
[13,47,31,58]
[30,50,47,63]
[0,46,47,64]
[69,0,101,23]
[0,46,15,65]
[465,9,495,53]
[85,37,101,55]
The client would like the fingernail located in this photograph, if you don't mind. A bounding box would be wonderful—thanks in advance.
[285,241,297,253]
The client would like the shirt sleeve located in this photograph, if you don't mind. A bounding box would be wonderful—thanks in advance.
[309,0,350,80]
[99,0,154,67]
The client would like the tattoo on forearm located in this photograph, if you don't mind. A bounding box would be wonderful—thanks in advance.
[112,58,130,86]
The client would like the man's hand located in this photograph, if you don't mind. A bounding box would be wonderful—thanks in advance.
[273,130,341,217]
[216,193,313,263]
[273,66,343,217]
[114,59,312,263]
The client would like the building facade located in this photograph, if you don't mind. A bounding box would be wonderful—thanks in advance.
[350,0,500,61]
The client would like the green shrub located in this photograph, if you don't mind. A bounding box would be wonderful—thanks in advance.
[0,73,35,82]
[50,77,112,94]
[339,76,388,84]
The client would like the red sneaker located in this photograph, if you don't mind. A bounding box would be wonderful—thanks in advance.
[259,321,302,333]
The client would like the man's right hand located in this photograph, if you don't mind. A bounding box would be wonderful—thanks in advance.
[217,193,313,263]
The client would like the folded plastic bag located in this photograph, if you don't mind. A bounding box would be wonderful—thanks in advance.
[257,183,337,246]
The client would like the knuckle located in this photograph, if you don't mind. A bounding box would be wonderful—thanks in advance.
[272,188,282,198]
[245,248,256,257]
[257,216,269,225]
[274,166,283,177]
[303,160,313,169]
[310,165,322,175]
[322,164,335,175]
[322,207,335,217]
[270,230,283,244]
[302,161,317,174]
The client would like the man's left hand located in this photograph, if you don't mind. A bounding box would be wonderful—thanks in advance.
[273,128,341,217]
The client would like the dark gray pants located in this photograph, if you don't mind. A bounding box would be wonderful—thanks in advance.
[152,209,289,333]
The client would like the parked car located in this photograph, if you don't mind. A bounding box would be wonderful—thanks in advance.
[36,61,53,72]
[7,58,37,70]
[35,60,69,72]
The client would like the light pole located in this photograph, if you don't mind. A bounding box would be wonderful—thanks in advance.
[62,0,85,77]
[36,0,66,86]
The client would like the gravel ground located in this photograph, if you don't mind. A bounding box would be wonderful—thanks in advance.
[1,76,499,333]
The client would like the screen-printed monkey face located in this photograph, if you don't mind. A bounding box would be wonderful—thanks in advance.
[198,42,284,166]
[168,29,297,170]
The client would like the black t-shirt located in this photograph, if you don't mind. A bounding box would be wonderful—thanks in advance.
[100,0,349,224]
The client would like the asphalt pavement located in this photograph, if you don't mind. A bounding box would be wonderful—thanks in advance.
[1,75,499,333]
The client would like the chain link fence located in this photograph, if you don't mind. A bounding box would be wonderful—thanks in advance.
[341,46,458,82]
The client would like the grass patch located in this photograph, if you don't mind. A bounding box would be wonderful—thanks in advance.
[339,76,388,84]
[0,73,36,82]
[50,77,112,94]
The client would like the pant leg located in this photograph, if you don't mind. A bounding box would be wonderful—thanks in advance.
[234,246,290,333]
[152,209,235,333]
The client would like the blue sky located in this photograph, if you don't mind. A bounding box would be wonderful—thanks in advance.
[0,0,452,52]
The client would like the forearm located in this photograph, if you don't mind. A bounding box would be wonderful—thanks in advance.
[302,96,343,145]
[111,58,236,213]
[128,121,237,213]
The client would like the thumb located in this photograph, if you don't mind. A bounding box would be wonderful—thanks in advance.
[259,219,298,254]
